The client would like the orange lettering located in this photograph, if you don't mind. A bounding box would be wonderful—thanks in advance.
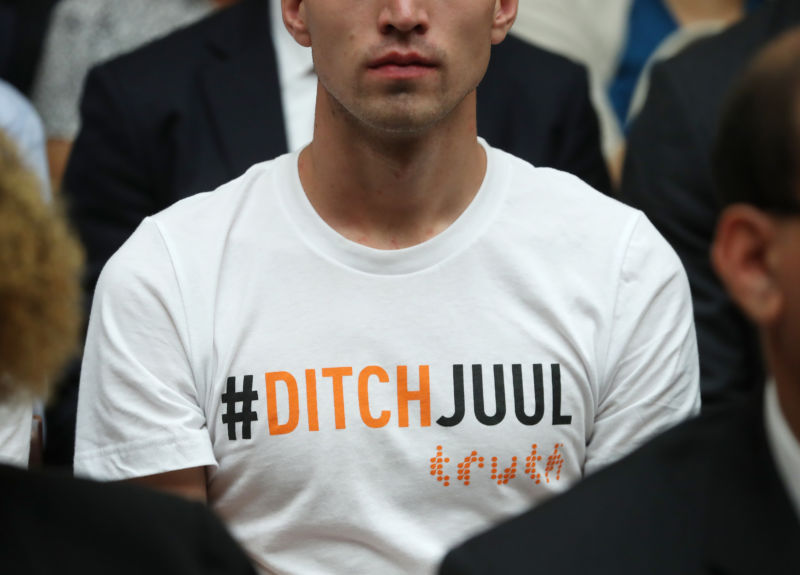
[429,445,451,486]
[430,444,565,487]
[545,443,564,483]
[305,369,319,432]
[524,443,543,484]
[358,366,391,428]
[456,450,484,486]
[265,372,299,435]
[322,367,352,429]
[397,365,431,427]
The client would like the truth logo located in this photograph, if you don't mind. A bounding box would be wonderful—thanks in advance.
[430,443,565,487]
[221,363,572,438]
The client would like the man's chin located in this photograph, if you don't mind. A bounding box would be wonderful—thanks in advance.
[359,103,451,136]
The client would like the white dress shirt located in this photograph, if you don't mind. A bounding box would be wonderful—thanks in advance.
[764,380,800,520]
[0,79,50,199]
[270,0,316,152]
[0,391,32,468]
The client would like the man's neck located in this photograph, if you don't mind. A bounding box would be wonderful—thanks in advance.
[297,89,487,250]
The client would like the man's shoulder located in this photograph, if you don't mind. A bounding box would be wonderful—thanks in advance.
[498,146,637,223]
[550,399,759,513]
[93,155,281,292]
[133,155,284,248]
[0,464,255,574]
[496,146,684,277]
[442,401,760,574]
[2,462,202,525]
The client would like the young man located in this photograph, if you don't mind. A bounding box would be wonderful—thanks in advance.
[47,0,608,468]
[440,27,800,575]
[75,1,699,573]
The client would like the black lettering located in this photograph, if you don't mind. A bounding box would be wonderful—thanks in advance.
[513,364,545,425]
[436,365,465,427]
[551,364,572,425]
[472,364,506,425]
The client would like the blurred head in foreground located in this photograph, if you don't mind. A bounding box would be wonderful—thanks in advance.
[712,26,800,437]
[0,127,83,402]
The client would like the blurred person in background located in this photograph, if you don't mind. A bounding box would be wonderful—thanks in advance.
[512,0,630,169]
[441,27,800,575]
[31,0,240,192]
[0,0,60,95]
[0,77,51,468]
[621,0,800,408]
[610,0,765,129]
[0,78,49,199]
[513,0,764,187]
[0,126,257,574]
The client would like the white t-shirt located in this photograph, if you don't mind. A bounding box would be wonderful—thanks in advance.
[75,141,700,574]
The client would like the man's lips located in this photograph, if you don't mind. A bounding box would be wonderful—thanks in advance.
[367,52,438,78]
[368,51,437,68]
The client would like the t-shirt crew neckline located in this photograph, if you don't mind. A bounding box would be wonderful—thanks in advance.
[277,138,510,276]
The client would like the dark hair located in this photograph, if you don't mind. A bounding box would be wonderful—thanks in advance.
[713,27,800,214]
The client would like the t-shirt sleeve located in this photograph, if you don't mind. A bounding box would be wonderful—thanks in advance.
[585,214,700,474]
[74,217,216,480]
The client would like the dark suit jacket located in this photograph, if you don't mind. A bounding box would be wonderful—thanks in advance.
[440,394,800,575]
[620,0,800,408]
[0,6,12,79]
[0,463,257,574]
[0,0,60,94]
[50,0,608,467]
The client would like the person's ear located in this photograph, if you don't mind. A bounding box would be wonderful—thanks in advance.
[282,0,311,47]
[490,0,518,45]
[712,204,783,326]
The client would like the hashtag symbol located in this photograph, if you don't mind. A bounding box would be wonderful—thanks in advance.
[221,375,259,440]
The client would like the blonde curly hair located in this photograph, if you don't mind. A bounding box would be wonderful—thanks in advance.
[0,129,84,401]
